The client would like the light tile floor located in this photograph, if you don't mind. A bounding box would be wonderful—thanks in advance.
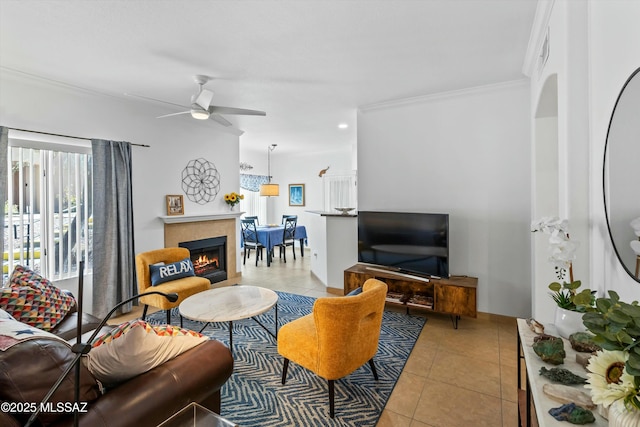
[112,248,519,426]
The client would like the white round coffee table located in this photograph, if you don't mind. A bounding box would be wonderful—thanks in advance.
[179,285,279,351]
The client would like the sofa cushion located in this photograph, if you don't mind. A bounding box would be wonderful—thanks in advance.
[86,319,207,386]
[2,265,75,331]
[0,308,65,350]
[0,310,100,425]
[149,257,195,286]
[0,285,73,332]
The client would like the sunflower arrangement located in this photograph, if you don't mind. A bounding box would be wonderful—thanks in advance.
[224,192,244,207]
[583,291,640,411]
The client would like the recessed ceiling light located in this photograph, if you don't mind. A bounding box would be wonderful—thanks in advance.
[338,123,348,129]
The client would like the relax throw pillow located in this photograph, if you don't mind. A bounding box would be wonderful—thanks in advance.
[149,257,195,286]
[86,319,208,386]
[1,266,75,331]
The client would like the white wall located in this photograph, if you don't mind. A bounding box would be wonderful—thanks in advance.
[0,69,242,289]
[358,81,531,317]
[271,147,354,222]
[526,0,592,324]
[307,214,358,289]
[588,0,640,302]
[240,145,354,248]
[526,0,640,322]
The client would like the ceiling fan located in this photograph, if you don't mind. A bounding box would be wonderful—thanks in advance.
[128,75,266,129]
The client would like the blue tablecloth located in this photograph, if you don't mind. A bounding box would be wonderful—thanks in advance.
[255,225,307,253]
[242,225,307,266]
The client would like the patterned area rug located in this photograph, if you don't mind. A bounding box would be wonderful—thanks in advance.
[147,291,426,426]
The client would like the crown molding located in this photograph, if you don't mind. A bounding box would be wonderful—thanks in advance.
[359,79,529,113]
[1,66,244,137]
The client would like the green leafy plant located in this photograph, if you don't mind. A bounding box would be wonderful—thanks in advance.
[583,290,640,410]
[549,281,595,312]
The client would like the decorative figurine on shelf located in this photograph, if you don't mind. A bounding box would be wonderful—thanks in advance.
[533,334,566,365]
[527,318,545,334]
[548,403,596,425]
[539,367,587,385]
[568,332,601,354]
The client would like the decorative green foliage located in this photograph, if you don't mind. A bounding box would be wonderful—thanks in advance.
[548,280,595,312]
[582,290,640,409]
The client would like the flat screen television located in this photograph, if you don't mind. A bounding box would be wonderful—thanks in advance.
[357,211,449,278]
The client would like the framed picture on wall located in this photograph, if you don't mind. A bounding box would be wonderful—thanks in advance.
[166,195,184,215]
[288,184,305,206]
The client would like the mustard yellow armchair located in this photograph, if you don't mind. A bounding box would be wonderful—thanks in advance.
[277,278,388,418]
[135,247,211,325]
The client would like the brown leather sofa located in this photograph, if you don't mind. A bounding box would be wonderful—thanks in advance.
[0,306,234,427]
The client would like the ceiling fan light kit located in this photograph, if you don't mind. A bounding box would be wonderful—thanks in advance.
[190,106,210,120]
[131,74,265,131]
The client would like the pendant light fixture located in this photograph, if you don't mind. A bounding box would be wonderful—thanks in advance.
[260,144,279,196]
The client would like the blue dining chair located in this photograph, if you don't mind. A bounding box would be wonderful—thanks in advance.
[278,216,298,262]
[281,215,297,224]
[244,215,259,225]
[241,219,265,266]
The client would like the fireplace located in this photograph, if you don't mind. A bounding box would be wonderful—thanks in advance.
[179,236,227,284]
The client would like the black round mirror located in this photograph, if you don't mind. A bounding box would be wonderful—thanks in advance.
[603,66,640,282]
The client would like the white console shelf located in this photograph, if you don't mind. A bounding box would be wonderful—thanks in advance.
[517,318,607,427]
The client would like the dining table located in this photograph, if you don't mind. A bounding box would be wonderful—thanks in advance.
[246,225,308,266]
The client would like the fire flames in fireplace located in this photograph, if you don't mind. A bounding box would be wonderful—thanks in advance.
[179,236,227,284]
[193,253,220,276]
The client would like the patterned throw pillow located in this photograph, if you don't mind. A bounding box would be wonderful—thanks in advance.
[149,257,195,286]
[0,308,66,351]
[86,319,208,386]
[1,265,76,331]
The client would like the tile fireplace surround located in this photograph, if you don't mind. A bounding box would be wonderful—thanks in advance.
[160,212,243,286]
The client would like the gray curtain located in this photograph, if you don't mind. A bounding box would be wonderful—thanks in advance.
[0,127,7,287]
[91,139,136,317]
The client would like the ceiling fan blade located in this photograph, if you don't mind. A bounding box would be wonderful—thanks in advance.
[194,89,214,110]
[208,106,266,116]
[157,111,191,119]
[210,114,233,127]
[125,92,189,109]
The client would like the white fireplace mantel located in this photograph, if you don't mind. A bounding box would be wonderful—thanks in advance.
[159,211,245,224]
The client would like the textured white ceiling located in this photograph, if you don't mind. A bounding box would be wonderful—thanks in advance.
[0,0,537,154]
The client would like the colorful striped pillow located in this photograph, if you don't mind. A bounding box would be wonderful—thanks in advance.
[87,319,208,386]
[1,265,75,331]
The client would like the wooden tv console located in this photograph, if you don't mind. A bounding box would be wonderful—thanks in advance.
[344,264,477,328]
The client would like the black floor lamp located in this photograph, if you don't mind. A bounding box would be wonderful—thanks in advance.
[24,261,178,427]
